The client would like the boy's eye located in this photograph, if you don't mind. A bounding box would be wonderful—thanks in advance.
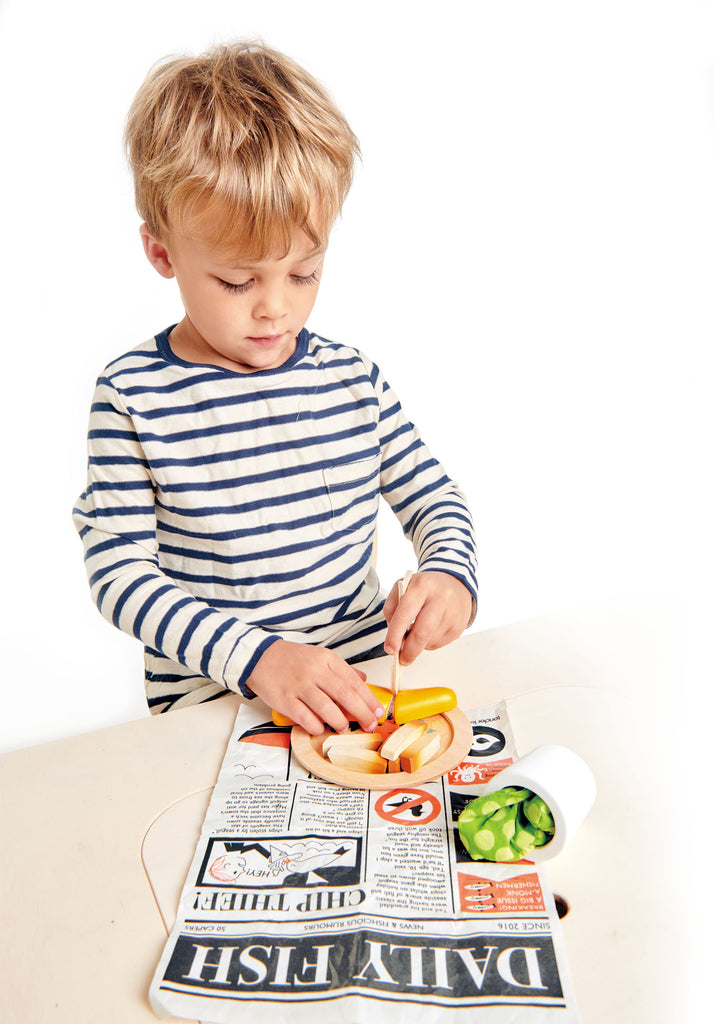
[291,271,320,286]
[217,278,252,294]
[216,270,319,293]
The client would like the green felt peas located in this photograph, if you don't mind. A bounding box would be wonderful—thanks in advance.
[458,787,555,862]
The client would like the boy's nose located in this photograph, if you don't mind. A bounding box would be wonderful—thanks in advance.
[254,287,286,320]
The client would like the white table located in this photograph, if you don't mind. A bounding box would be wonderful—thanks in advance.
[0,600,695,1022]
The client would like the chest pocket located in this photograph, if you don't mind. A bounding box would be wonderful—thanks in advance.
[322,453,381,534]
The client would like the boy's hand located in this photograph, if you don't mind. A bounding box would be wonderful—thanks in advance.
[383,571,473,667]
[246,640,384,736]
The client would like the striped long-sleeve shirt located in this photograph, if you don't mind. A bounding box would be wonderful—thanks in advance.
[72,327,477,713]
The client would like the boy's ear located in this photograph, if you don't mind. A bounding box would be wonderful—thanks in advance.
[140,224,175,279]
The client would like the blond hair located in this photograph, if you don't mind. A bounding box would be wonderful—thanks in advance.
[124,41,360,257]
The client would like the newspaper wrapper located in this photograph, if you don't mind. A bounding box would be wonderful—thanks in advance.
[148,701,584,1022]
[481,745,597,862]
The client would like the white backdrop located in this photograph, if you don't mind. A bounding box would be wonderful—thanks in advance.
[1,0,712,754]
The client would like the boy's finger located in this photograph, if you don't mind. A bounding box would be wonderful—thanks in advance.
[350,701,381,733]
[400,603,446,665]
[383,587,421,657]
[382,581,400,623]
[329,664,382,730]
[309,694,351,735]
[349,685,384,730]
[287,699,338,737]
[348,666,381,705]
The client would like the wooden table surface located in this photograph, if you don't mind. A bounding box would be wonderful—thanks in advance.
[0,600,695,1022]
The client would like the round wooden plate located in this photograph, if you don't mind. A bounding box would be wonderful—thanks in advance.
[290,707,473,790]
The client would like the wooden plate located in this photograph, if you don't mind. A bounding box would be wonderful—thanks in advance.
[290,708,473,790]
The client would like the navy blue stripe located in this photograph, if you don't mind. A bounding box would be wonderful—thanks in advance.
[111,573,156,628]
[113,364,238,395]
[89,558,147,588]
[90,396,378,447]
[90,504,156,518]
[88,428,146,442]
[207,546,373,617]
[329,616,386,650]
[148,422,376,470]
[418,521,476,554]
[200,618,238,677]
[88,455,151,468]
[419,539,477,568]
[236,634,282,695]
[177,688,229,708]
[96,579,112,613]
[154,488,377,536]
[147,695,179,709]
[176,607,214,665]
[381,437,422,474]
[383,459,442,500]
[148,689,230,711]
[154,486,329,520]
[102,366,222,391]
[419,518,475,547]
[155,596,195,650]
[133,583,176,637]
[103,349,168,372]
[91,400,128,416]
[156,504,327,542]
[406,501,474,541]
[146,673,191,683]
[380,420,413,449]
[84,535,133,559]
[163,536,367,591]
[121,374,371,422]
[156,446,379,495]
[156,506,377,545]
[85,480,154,494]
[329,489,380,526]
[391,473,450,520]
[379,396,402,424]
[159,527,347,566]
[156,507,376,563]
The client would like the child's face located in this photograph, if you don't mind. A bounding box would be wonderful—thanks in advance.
[142,225,325,372]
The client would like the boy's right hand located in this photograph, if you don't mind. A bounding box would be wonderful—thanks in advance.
[245,639,384,736]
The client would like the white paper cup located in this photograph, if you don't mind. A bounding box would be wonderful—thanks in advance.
[481,744,596,862]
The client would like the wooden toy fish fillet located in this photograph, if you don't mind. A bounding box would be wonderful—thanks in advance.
[399,730,442,772]
[379,720,427,761]
[321,732,383,756]
[325,747,388,774]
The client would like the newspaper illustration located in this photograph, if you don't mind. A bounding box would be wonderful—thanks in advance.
[149,700,580,1022]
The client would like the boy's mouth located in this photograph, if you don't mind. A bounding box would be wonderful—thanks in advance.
[248,333,285,346]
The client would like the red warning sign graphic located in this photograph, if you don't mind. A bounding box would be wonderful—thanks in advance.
[374,788,441,825]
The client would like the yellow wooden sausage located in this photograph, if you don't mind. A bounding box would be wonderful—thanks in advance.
[393,686,457,724]
[364,684,393,722]
[271,708,298,727]
[271,684,456,727]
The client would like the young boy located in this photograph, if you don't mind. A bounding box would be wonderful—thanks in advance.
[73,41,477,736]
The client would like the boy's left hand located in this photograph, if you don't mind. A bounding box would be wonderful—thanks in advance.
[383,571,473,667]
